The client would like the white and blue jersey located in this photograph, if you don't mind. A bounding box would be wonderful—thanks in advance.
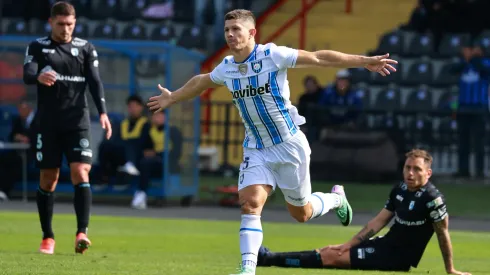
[210,43,306,149]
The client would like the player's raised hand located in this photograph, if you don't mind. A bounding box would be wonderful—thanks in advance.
[147,84,173,113]
[365,53,398,76]
[99,113,112,140]
[37,71,57,86]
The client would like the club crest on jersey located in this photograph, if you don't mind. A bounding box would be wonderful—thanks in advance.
[251,60,262,73]
[238,64,248,75]
[71,48,79,56]
[409,201,415,210]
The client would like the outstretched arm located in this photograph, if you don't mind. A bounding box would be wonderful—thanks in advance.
[170,73,221,103]
[148,73,220,113]
[348,209,393,246]
[295,50,398,76]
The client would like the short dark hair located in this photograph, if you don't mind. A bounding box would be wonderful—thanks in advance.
[406,149,433,167]
[51,1,76,18]
[127,95,143,106]
[224,9,256,26]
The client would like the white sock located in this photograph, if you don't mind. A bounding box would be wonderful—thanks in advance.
[239,214,263,271]
[309,192,342,219]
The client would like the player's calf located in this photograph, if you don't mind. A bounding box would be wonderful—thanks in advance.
[284,191,343,223]
[236,185,271,274]
[37,169,59,244]
[71,163,93,236]
[257,246,324,268]
[257,245,351,269]
[286,203,312,223]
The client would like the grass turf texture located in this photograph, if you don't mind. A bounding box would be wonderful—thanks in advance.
[199,176,490,219]
[0,212,488,275]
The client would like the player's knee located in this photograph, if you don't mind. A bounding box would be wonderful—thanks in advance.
[70,163,91,184]
[240,198,264,215]
[320,247,350,268]
[40,169,59,191]
[238,185,270,215]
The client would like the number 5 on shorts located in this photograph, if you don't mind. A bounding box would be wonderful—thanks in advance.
[242,157,250,170]
[36,134,43,149]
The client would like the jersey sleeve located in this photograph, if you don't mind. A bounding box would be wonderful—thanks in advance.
[269,43,298,70]
[23,42,39,84]
[85,43,107,114]
[384,185,396,212]
[425,192,448,223]
[209,61,226,85]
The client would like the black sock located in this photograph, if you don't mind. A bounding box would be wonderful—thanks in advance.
[74,183,92,235]
[262,250,323,268]
[36,186,54,240]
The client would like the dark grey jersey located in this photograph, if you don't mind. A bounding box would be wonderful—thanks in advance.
[23,36,107,130]
[382,181,447,267]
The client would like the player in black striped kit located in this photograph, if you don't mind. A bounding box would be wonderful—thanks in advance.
[23,1,112,255]
[257,149,471,275]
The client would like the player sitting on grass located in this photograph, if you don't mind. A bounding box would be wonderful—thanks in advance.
[257,149,471,275]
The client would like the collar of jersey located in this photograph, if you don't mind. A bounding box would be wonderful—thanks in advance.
[232,44,258,64]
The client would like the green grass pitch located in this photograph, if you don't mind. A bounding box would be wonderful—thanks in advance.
[0,212,488,275]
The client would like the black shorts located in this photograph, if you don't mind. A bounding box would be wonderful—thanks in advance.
[35,128,93,169]
[350,237,411,272]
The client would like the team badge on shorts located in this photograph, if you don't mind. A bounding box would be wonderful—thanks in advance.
[251,60,262,73]
[71,48,79,56]
[79,138,89,148]
[365,247,375,253]
[238,64,248,75]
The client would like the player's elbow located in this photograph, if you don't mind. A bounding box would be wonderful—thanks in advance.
[370,217,390,231]
[307,53,322,67]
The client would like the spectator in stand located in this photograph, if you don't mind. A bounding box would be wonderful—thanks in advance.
[0,101,36,201]
[96,95,150,190]
[319,70,363,129]
[131,111,182,209]
[297,75,324,142]
[451,46,490,179]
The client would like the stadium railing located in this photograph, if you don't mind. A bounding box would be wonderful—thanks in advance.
[0,35,204,201]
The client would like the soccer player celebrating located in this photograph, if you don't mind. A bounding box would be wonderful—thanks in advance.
[23,1,112,255]
[147,9,397,275]
[257,149,471,275]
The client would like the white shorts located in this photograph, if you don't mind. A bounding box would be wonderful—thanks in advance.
[238,131,312,206]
